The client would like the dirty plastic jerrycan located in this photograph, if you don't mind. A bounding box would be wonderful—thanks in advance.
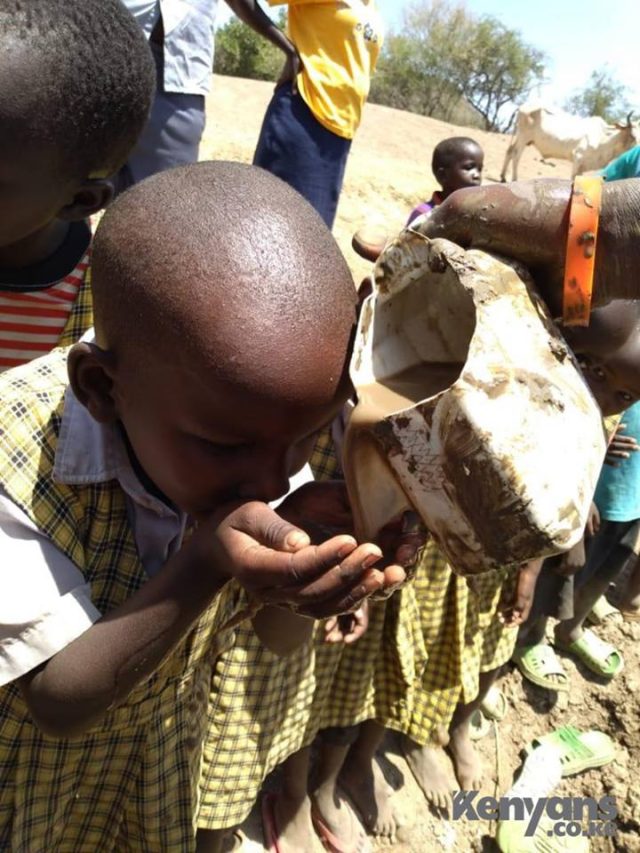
[344,231,607,575]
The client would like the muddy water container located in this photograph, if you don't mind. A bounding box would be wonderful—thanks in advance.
[344,230,606,575]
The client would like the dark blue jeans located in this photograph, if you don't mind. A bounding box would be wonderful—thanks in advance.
[253,85,352,229]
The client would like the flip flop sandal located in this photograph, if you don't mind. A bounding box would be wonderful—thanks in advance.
[511,644,569,691]
[587,595,621,625]
[526,724,615,777]
[311,795,372,853]
[480,684,508,721]
[261,793,282,853]
[555,628,624,678]
[496,811,590,852]
[469,708,492,741]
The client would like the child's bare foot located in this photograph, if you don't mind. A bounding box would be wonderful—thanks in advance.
[311,784,371,852]
[449,724,483,791]
[340,756,398,840]
[265,793,326,853]
[402,738,453,811]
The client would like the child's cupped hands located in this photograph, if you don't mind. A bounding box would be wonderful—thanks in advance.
[199,488,424,619]
[278,480,427,592]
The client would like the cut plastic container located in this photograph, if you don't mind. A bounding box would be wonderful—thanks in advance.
[344,231,607,575]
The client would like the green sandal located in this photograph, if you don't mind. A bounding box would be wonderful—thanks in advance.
[555,628,624,678]
[497,812,589,852]
[512,644,569,691]
[587,595,621,626]
[526,724,615,777]
[469,708,492,741]
[480,684,508,721]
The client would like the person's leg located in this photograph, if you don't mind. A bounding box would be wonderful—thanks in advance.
[195,828,240,853]
[253,85,351,229]
[555,523,633,645]
[337,720,398,839]
[620,552,640,615]
[448,667,499,791]
[402,725,453,810]
[517,614,548,647]
[267,747,325,853]
[512,561,573,691]
[309,726,370,849]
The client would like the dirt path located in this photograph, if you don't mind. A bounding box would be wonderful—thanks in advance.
[200,78,638,853]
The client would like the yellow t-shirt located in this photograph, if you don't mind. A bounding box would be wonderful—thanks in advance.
[269,0,383,140]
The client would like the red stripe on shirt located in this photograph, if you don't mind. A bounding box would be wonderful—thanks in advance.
[0,251,90,370]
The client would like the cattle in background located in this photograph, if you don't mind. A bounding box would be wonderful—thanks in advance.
[500,105,639,181]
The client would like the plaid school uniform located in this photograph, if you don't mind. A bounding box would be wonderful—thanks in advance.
[0,348,240,852]
[198,597,347,829]
[198,428,362,831]
[376,546,517,745]
[309,427,518,744]
[57,260,94,347]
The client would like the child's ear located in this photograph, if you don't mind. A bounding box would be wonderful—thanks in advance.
[58,179,114,222]
[434,165,447,185]
[68,342,119,424]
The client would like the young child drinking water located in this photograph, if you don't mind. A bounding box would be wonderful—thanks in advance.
[406,136,484,226]
[0,0,155,366]
[0,161,418,851]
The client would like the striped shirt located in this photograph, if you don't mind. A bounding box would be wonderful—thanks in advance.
[0,251,90,371]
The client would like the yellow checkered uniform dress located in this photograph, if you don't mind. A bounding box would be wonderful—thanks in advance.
[0,348,240,852]
[198,429,349,830]
[57,263,93,347]
[311,429,518,744]
[197,426,517,829]
[379,544,517,745]
[198,599,347,829]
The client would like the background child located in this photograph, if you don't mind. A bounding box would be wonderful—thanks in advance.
[406,136,484,226]
[351,136,484,261]
[0,0,155,367]
[554,396,640,678]
[0,162,416,851]
[515,319,640,689]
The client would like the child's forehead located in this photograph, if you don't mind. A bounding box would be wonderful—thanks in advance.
[453,143,482,159]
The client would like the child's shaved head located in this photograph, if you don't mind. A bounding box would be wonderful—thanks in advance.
[91,161,357,402]
[432,137,482,172]
[76,162,357,512]
[431,137,484,198]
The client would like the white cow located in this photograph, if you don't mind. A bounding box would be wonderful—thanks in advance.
[501,105,639,182]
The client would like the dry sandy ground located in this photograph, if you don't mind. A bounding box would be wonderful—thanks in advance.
[200,78,638,853]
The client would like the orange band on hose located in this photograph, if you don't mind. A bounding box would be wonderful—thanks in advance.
[562,175,603,327]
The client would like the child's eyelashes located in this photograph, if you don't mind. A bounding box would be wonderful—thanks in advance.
[192,435,250,455]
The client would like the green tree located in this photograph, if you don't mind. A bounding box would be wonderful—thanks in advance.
[460,16,545,131]
[564,69,632,123]
[214,11,285,81]
[370,0,476,122]
[369,0,545,131]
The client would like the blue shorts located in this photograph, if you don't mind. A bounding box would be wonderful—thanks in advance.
[253,85,351,229]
